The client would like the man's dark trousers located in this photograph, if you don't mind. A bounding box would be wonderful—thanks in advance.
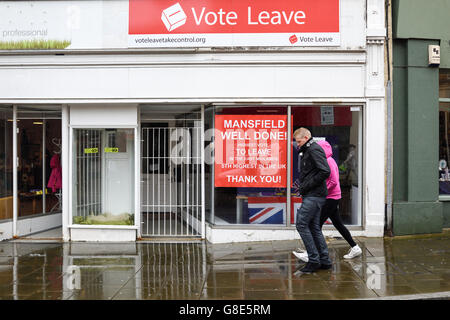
[296,196,332,265]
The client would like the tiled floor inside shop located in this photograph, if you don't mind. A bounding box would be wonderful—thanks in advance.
[0,233,449,300]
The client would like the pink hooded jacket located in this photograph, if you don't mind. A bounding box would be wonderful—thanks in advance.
[47,154,62,192]
[317,140,341,200]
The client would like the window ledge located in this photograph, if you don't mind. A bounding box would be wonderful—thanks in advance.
[69,224,138,230]
[439,195,450,202]
[205,222,363,230]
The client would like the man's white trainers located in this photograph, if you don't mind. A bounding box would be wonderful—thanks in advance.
[343,245,362,259]
[292,251,309,262]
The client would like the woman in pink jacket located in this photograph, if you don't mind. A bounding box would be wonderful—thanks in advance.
[294,140,362,261]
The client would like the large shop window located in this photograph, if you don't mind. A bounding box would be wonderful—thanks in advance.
[206,106,362,226]
[291,106,362,226]
[17,108,62,218]
[0,107,13,221]
[72,128,135,225]
[439,69,450,195]
[0,106,62,221]
[211,107,288,225]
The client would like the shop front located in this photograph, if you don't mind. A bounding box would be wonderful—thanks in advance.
[0,0,386,243]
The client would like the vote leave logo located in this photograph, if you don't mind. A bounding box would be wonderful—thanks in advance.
[161,3,187,32]
[289,35,298,44]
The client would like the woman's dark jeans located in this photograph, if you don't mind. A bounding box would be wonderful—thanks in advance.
[296,197,332,265]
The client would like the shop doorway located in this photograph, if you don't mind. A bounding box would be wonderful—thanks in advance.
[140,106,202,238]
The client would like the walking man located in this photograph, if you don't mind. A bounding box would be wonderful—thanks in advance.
[293,140,362,262]
[293,128,332,273]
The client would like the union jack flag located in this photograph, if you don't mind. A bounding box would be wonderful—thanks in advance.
[248,197,286,224]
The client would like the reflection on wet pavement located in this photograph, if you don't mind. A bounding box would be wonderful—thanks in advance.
[0,234,449,300]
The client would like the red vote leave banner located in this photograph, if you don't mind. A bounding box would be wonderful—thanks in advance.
[214,115,288,188]
[129,0,340,47]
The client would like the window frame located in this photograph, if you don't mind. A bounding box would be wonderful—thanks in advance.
[439,68,450,199]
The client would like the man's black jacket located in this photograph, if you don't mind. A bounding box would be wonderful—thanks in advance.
[296,138,331,198]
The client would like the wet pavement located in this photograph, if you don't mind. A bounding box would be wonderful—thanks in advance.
[0,233,449,300]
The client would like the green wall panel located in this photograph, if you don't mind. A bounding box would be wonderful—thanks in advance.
[392,0,450,68]
[406,59,439,201]
[392,38,443,234]
[407,40,439,67]
[443,202,450,228]
[393,41,408,202]
[393,202,443,235]
[393,39,440,202]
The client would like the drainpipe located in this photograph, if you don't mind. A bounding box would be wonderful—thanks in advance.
[386,81,393,235]
[385,0,394,236]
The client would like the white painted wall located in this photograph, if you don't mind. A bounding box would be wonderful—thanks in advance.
[70,227,137,242]
[206,224,373,244]
[364,0,386,237]
[0,221,12,241]
[17,213,62,237]
[70,104,138,126]
[0,57,365,102]
[0,213,62,241]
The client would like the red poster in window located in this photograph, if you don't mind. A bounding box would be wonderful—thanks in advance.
[214,115,287,187]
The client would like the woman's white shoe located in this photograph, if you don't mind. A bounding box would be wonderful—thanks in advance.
[343,245,362,259]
